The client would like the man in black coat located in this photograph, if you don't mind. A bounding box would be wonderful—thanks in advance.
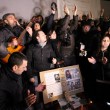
[0,52,37,110]
[76,21,101,100]
[26,30,57,110]
[26,30,57,82]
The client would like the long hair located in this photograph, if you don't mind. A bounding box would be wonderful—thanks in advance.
[96,34,110,56]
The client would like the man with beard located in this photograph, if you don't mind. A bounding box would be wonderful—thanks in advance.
[0,13,31,59]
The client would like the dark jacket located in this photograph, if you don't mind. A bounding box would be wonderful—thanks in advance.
[0,66,27,110]
[76,29,100,57]
[0,25,32,58]
[42,13,55,35]
[93,46,110,81]
[0,25,23,45]
[26,42,56,79]
[99,16,110,36]
[56,15,78,66]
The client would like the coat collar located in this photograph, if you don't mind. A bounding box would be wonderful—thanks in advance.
[4,65,20,81]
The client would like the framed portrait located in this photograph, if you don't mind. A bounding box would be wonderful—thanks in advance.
[63,65,84,95]
[40,68,64,104]
[40,65,84,104]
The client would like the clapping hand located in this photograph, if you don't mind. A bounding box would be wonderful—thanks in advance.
[102,57,108,64]
[25,90,37,107]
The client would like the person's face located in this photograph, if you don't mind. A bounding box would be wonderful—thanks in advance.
[101,36,110,49]
[34,23,41,31]
[55,74,59,78]
[37,31,47,43]
[36,16,42,23]
[4,15,17,27]
[66,71,69,74]
[13,60,27,75]
[11,38,18,46]
[83,25,91,33]
[66,70,70,74]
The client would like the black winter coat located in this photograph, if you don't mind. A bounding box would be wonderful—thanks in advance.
[93,47,110,81]
[0,25,23,45]
[0,66,27,110]
[26,42,56,79]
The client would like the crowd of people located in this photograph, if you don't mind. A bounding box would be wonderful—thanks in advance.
[0,4,110,110]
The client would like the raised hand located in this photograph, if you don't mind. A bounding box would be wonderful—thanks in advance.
[72,5,77,15]
[102,57,108,64]
[100,8,104,16]
[51,9,56,15]
[26,26,33,37]
[64,5,70,15]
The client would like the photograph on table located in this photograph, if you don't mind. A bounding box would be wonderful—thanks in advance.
[63,65,84,95]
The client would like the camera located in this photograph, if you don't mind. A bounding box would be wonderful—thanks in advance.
[79,50,87,57]
[79,42,87,57]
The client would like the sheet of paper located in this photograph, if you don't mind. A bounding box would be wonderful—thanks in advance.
[45,71,63,98]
